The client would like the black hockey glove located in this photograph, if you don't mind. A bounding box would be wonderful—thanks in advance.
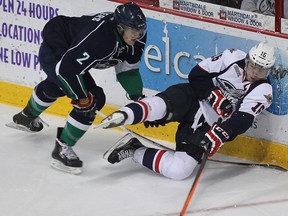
[71,92,97,118]
[207,88,233,118]
[201,122,232,157]
[144,120,166,128]
[128,94,145,101]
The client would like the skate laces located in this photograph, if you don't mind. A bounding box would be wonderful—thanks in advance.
[57,138,79,160]
[61,145,79,160]
[31,117,49,128]
[118,149,135,161]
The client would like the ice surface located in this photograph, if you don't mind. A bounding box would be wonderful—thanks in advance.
[0,104,287,216]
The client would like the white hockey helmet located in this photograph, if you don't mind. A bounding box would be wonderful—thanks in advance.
[248,42,276,69]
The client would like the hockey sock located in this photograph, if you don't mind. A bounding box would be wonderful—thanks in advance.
[122,96,167,125]
[26,97,50,117]
[137,148,167,174]
[26,88,56,117]
[135,148,198,180]
[59,121,86,147]
[59,110,94,146]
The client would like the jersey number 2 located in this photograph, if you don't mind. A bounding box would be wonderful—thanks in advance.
[77,52,90,65]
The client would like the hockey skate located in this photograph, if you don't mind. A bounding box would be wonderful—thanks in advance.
[103,133,144,164]
[51,128,83,174]
[6,109,46,132]
[97,110,128,129]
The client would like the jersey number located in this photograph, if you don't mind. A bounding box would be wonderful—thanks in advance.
[76,52,90,65]
[92,12,110,22]
[251,102,265,114]
[211,53,223,62]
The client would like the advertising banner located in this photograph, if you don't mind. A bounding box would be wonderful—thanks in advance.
[141,17,288,116]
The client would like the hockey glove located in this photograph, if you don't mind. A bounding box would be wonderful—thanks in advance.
[207,88,232,118]
[71,92,97,118]
[144,120,166,128]
[201,122,232,157]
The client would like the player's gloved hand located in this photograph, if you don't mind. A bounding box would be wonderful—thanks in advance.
[71,92,97,118]
[207,88,233,118]
[128,94,145,101]
[201,122,232,157]
[144,120,166,128]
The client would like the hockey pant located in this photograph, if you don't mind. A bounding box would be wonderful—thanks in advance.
[120,83,199,125]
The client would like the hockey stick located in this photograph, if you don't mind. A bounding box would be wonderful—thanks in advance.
[132,131,287,171]
[208,158,287,171]
[122,127,171,150]
[180,143,212,216]
[95,111,287,171]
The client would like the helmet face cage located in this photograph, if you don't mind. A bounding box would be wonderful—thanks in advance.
[114,2,147,36]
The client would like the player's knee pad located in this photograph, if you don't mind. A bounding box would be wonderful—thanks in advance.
[161,151,198,180]
[90,86,106,111]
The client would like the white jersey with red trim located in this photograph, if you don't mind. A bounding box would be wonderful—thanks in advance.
[197,48,273,125]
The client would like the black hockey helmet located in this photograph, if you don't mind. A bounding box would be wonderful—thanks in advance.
[114,2,146,32]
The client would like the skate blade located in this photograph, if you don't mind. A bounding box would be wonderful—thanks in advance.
[94,115,124,129]
[103,133,133,160]
[51,159,82,175]
[5,122,35,133]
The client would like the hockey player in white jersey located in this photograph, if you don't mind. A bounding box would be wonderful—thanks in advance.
[100,42,275,180]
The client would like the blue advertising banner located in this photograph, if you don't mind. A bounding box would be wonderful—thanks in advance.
[140,18,288,115]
